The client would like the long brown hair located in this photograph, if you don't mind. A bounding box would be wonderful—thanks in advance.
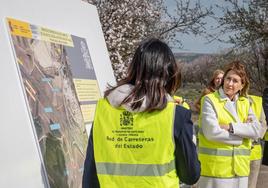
[221,60,249,97]
[207,69,224,91]
[105,38,181,112]
[194,69,224,112]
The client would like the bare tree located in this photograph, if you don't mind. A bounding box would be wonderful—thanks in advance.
[84,0,212,80]
[215,0,268,88]
[181,55,219,86]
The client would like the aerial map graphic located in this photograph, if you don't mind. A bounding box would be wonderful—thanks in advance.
[6,17,101,188]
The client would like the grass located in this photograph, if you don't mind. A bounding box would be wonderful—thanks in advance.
[175,82,203,124]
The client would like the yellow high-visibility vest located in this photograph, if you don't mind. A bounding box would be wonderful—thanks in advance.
[265,132,268,141]
[249,95,262,161]
[173,95,190,110]
[198,91,251,178]
[93,98,179,188]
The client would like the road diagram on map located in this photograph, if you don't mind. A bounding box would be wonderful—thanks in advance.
[6,17,101,188]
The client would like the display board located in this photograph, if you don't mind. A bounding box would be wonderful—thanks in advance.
[0,0,116,187]
[6,17,102,187]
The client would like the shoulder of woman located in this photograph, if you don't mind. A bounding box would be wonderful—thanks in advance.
[200,96,215,114]
[174,105,192,131]
[175,105,190,116]
[204,87,215,94]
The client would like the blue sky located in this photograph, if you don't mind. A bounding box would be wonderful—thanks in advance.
[166,0,233,54]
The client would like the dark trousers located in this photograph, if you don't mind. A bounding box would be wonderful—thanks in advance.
[262,141,268,165]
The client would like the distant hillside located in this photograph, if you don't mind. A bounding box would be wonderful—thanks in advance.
[174,52,211,63]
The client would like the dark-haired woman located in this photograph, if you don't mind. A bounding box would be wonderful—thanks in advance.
[82,38,200,188]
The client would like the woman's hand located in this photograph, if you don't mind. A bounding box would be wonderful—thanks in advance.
[245,117,253,123]
[220,124,229,131]
[174,98,183,105]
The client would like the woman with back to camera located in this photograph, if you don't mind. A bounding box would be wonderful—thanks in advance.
[195,69,224,112]
[198,60,266,188]
[82,38,200,188]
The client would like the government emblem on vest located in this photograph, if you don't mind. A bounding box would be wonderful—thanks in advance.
[120,111,133,127]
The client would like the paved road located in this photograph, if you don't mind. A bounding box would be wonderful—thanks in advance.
[257,165,268,188]
[180,164,268,188]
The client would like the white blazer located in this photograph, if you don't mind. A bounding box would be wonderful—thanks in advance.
[201,88,267,146]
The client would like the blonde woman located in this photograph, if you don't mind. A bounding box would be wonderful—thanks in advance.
[195,69,224,112]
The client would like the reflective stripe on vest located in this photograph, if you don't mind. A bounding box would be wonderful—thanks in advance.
[93,99,179,188]
[198,91,251,178]
[96,160,175,176]
[199,147,250,156]
[249,95,263,160]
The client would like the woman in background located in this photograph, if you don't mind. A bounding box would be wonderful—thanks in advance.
[195,69,224,112]
[248,94,267,188]
[262,87,268,165]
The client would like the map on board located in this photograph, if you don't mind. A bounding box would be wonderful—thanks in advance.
[6,17,101,188]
